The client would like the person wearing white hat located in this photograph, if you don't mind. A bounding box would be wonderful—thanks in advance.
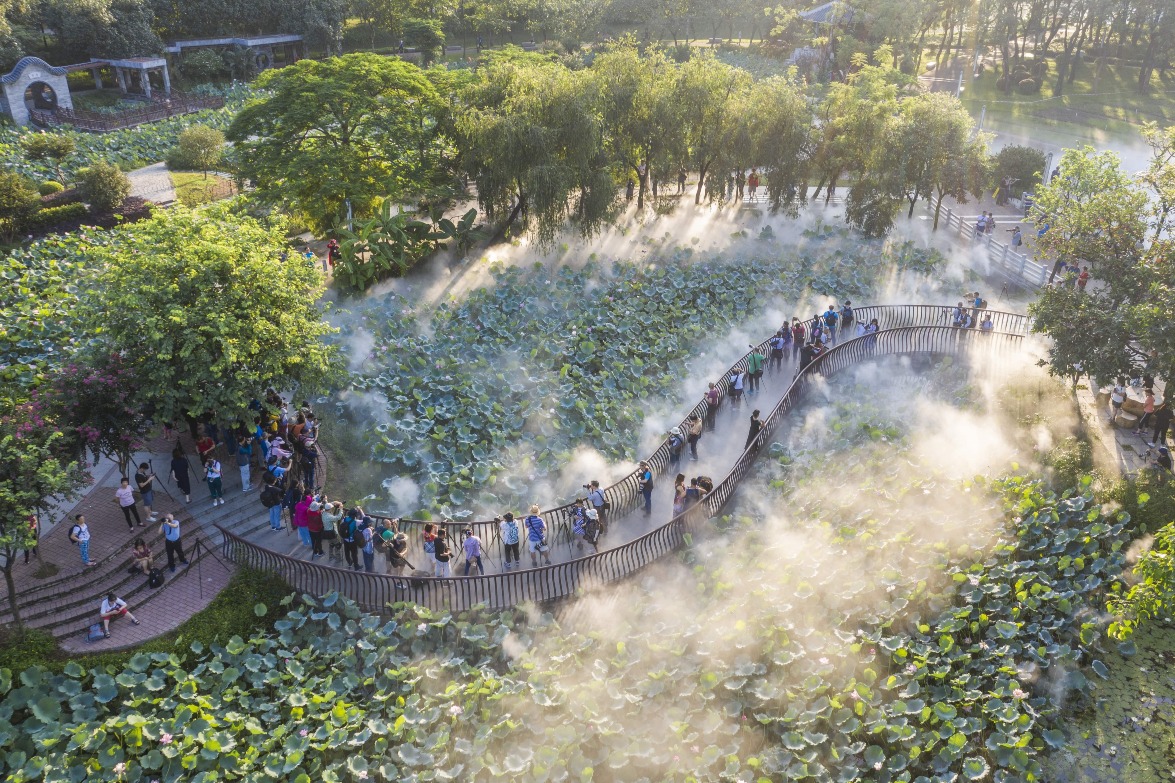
[668,427,684,468]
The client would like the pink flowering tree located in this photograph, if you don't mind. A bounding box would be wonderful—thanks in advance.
[0,401,87,628]
[43,353,151,478]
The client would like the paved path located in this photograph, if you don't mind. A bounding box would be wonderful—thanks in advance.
[127,162,176,205]
[1079,381,1171,476]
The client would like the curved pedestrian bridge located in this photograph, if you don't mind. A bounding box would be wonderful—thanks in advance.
[218,304,1031,612]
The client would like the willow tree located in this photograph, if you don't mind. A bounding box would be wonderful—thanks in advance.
[592,41,683,209]
[745,75,813,213]
[810,53,904,204]
[894,91,990,226]
[456,49,614,247]
[674,53,751,205]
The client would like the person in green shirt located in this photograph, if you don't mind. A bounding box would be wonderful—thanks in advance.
[745,345,766,394]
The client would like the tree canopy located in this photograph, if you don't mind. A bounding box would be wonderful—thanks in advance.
[227,54,445,235]
[85,204,340,423]
[1029,145,1175,387]
[456,49,613,245]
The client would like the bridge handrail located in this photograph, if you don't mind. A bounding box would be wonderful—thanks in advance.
[217,323,1027,612]
[360,305,1030,543]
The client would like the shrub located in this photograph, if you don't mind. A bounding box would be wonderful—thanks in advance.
[179,49,228,82]
[0,172,41,240]
[38,180,64,196]
[76,161,131,212]
[19,201,89,233]
[1017,77,1039,94]
[166,144,196,171]
[41,186,82,207]
[996,76,1009,91]
[1032,60,1049,79]
[175,125,225,175]
[20,133,76,167]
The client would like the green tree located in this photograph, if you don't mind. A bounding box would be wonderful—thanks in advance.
[894,91,989,226]
[76,161,130,212]
[1032,146,1150,307]
[673,52,751,205]
[0,172,41,240]
[0,401,86,628]
[405,17,445,64]
[20,133,76,183]
[592,40,683,209]
[227,54,445,235]
[45,0,162,58]
[991,144,1046,204]
[456,48,613,245]
[177,125,225,179]
[1028,146,1174,388]
[86,205,340,424]
[1141,121,1175,241]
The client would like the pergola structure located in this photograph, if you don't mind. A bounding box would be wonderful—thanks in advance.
[96,57,172,99]
[165,34,303,72]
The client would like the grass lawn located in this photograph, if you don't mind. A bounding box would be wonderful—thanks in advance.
[957,63,1175,157]
[169,170,235,207]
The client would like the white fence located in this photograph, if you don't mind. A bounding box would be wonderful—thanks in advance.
[929,199,1049,288]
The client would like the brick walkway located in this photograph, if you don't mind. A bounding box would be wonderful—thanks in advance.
[1,428,237,648]
[1079,381,1170,475]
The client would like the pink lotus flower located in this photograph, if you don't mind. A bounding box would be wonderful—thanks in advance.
[160,733,173,745]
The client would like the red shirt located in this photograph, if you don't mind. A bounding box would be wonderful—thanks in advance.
[306,510,323,533]
[196,436,214,456]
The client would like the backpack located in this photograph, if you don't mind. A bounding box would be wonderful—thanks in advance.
[86,623,106,642]
[147,568,165,589]
[70,524,81,543]
[842,306,853,322]
[824,312,838,327]
[669,435,683,455]
[260,486,282,508]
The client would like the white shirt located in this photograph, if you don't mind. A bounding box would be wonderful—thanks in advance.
[101,597,127,615]
[115,486,135,508]
[206,461,222,479]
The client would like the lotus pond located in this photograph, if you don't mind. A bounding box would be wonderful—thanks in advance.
[0,360,1140,783]
[339,233,948,517]
[0,84,252,182]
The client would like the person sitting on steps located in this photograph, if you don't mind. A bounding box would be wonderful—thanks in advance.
[130,538,152,575]
[99,592,140,638]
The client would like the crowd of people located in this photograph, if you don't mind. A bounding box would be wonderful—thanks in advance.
[950,293,996,330]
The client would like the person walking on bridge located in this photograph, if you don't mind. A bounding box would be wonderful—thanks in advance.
[745,409,763,451]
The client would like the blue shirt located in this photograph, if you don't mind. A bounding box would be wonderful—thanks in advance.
[163,519,181,541]
[525,515,546,542]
